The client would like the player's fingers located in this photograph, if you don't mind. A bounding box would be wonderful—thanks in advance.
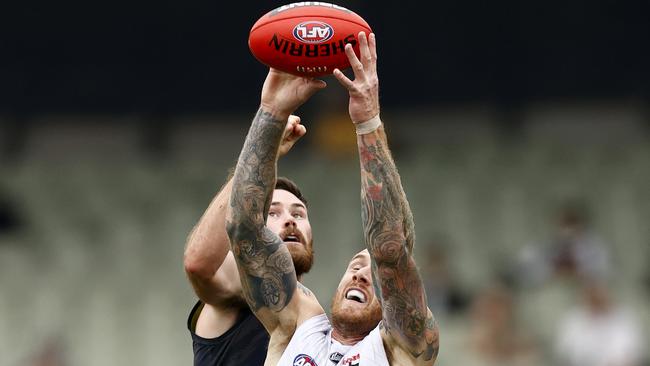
[308,78,327,90]
[288,115,301,125]
[283,118,295,137]
[345,43,365,79]
[301,79,326,101]
[287,125,306,146]
[369,33,377,64]
[296,124,307,138]
[333,68,356,91]
[290,119,302,135]
[358,32,372,68]
[316,79,327,89]
[364,33,377,76]
[284,123,301,141]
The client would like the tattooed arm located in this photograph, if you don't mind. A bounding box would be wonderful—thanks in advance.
[334,32,439,365]
[358,126,439,364]
[226,69,325,337]
[183,115,308,338]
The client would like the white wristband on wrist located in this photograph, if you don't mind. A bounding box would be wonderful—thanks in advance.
[355,115,382,135]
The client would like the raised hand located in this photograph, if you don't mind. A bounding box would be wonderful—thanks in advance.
[333,32,379,124]
[278,115,307,157]
[261,69,327,119]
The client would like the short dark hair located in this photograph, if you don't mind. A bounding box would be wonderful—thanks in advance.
[225,169,307,207]
[275,177,308,207]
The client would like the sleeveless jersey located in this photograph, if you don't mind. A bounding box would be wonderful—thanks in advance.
[187,301,268,366]
[277,314,389,366]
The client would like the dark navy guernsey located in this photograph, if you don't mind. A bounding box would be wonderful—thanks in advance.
[187,301,269,366]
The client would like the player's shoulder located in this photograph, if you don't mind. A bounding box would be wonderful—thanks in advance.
[294,282,326,326]
[296,282,315,298]
[296,282,323,307]
[192,301,252,339]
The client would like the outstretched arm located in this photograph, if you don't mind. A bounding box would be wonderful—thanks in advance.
[226,70,325,333]
[183,116,308,308]
[358,124,438,363]
[334,32,439,365]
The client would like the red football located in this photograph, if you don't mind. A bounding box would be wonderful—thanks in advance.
[248,2,372,77]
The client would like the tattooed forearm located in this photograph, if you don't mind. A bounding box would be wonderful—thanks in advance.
[423,314,440,360]
[226,108,297,313]
[358,126,439,361]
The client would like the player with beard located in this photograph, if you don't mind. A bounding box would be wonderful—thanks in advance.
[184,115,317,366]
[226,32,439,366]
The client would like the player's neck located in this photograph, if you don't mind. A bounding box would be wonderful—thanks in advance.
[331,327,367,346]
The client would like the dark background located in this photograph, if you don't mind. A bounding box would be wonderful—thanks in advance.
[3,0,649,116]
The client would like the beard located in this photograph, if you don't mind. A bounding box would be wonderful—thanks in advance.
[330,286,383,337]
[286,239,314,276]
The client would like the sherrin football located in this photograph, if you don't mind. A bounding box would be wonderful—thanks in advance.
[249,2,372,77]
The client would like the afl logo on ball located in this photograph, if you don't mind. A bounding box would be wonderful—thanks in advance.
[293,354,319,366]
[293,21,334,44]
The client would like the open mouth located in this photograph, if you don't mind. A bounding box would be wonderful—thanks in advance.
[284,235,300,243]
[280,231,303,245]
[345,288,367,303]
[279,228,303,244]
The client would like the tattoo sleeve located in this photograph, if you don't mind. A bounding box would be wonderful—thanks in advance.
[358,126,440,362]
[226,108,297,316]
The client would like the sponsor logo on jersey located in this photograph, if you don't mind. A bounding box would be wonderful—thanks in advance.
[341,353,360,366]
[329,351,344,363]
[293,21,334,44]
[293,354,319,366]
